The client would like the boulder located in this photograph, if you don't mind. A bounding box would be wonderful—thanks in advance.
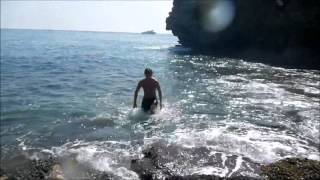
[166,0,320,69]
[261,158,320,180]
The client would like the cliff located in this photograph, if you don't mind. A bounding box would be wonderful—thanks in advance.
[166,0,320,69]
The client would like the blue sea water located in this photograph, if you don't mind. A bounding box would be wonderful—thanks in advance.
[1,29,319,178]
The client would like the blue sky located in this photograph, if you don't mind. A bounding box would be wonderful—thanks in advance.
[1,1,173,33]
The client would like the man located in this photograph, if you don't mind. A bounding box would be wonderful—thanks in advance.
[133,68,162,113]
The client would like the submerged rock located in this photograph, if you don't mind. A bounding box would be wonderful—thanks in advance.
[166,0,320,69]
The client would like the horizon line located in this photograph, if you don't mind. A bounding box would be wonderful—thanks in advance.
[0,27,173,35]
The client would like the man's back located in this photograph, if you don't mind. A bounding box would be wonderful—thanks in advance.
[139,77,158,98]
[133,68,162,111]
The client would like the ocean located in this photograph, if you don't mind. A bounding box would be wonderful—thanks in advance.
[1,29,319,179]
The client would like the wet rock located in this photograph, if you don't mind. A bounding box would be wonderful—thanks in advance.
[48,164,65,180]
[131,146,173,180]
[130,145,260,180]
[166,0,320,69]
[166,175,259,180]
[131,145,320,180]
[0,155,113,180]
[1,156,57,180]
[0,175,8,180]
[261,158,320,180]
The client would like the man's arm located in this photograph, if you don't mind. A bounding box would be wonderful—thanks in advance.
[156,82,163,109]
[133,81,141,108]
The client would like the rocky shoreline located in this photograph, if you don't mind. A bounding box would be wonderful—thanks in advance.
[0,155,112,180]
[1,147,319,180]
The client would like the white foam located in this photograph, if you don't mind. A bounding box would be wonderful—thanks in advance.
[128,108,149,121]
[193,166,226,176]
[166,121,319,164]
[134,45,172,50]
[228,156,243,177]
[50,140,140,179]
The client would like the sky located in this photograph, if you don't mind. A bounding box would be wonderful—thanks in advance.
[1,0,173,33]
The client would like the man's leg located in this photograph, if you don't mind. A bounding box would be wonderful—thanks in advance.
[141,98,148,112]
[150,100,158,114]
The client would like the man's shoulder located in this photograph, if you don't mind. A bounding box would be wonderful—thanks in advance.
[139,78,149,84]
[139,78,147,82]
[151,77,159,82]
[138,79,144,85]
[140,77,159,85]
[150,78,159,85]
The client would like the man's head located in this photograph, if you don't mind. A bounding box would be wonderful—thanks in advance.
[144,68,153,77]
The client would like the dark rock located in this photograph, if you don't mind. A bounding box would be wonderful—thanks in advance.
[2,150,319,179]
[0,154,113,180]
[166,175,259,180]
[130,145,260,180]
[261,158,320,180]
[0,155,57,180]
[131,145,320,180]
[131,146,173,180]
[166,0,320,69]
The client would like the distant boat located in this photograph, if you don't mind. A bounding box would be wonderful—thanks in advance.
[141,30,156,34]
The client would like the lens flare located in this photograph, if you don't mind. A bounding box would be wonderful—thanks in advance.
[202,0,235,32]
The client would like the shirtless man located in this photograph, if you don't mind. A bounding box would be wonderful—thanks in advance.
[133,68,162,113]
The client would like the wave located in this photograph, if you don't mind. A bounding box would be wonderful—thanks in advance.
[134,45,174,50]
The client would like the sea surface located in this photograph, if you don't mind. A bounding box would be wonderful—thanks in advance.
[1,29,319,179]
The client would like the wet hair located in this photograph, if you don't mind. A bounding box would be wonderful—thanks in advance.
[144,68,153,75]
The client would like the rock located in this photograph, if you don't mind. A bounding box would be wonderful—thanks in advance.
[0,176,8,180]
[131,146,172,180]
[261,158,320,180]
[2,151,319,179]
[49,164,65,180]
[0,155,113,180]
[166,175,259,180]
[131,145,320,180]
[0,156,58,180]
[166,0,320,69]
[130,145,260,180]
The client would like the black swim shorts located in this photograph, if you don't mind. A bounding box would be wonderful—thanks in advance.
[141,97,158,112]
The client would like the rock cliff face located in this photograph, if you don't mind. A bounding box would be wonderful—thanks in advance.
[166,0,320,69]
